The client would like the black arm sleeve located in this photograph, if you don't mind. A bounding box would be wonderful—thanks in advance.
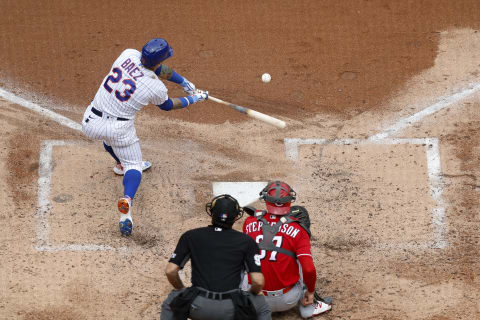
[168,232,191,268]
[244,237,262,273]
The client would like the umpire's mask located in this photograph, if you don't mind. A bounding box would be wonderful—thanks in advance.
[206,194,244,229]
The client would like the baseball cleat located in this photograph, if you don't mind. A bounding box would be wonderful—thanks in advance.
[119,218,133,236]
[113,161,152,175]
[118,197,131,215]
[312,300,332,316]
[314,292,333,305]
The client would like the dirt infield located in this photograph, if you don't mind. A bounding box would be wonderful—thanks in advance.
[1,1,480,319]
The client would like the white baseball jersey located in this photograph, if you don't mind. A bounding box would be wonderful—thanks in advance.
[82,49,168,171]
[91,49,168,119]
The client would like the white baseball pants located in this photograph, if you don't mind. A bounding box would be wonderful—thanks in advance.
[82,104,143,172]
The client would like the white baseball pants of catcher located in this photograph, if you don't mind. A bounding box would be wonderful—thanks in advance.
[82,104,143,172]
[262,282,316,318]
[240,276,316,318]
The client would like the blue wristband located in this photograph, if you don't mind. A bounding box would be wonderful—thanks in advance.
[179,96,196,108]
[190,95,199,103]
[187,95,196,104]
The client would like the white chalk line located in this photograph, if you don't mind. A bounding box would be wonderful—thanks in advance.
[425,139,448,249]
[37,244,125,252]
[284,137,447,249]
[284,137,431,162]
[36,140,127,252]
[369,82,480,141]
[0,88,82,132]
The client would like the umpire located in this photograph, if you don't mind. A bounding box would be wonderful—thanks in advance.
[160,194,272,320]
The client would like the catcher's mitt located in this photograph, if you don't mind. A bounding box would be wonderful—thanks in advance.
[243,206,257,216]
[289,205,312,238]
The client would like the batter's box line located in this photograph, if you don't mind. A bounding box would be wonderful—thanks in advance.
[35,140,128,252]
[284,137,447,250]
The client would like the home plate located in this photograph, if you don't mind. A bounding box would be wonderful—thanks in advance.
[212,182,268,206]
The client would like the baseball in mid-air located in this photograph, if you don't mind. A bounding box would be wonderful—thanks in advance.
[261,73,271,83]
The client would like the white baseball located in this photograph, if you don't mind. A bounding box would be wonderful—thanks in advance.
[261,73,271,83]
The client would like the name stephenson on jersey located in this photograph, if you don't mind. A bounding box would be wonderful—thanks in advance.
[244,220,302,238]
[91,49,168,119]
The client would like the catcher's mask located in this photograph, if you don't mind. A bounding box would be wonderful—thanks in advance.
[206,194,244,228]
[260,181,296,215]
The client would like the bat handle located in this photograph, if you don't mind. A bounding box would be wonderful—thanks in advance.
[208,96,225,104]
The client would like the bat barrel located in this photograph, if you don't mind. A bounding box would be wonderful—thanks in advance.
[209,95,286,128]
[247,109,286,128]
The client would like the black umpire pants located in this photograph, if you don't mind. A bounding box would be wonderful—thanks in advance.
[161,288,272,320]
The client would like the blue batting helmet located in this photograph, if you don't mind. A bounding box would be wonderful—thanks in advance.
[141,38,173,68]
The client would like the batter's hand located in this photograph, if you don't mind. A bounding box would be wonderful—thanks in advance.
[301,291,314,306]
[181,79,196,95]
[193,90,209,102]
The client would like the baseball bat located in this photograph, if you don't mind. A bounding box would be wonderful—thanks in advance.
[208,95,286,129]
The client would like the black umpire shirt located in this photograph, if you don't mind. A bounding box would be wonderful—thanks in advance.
[169,225,261,292]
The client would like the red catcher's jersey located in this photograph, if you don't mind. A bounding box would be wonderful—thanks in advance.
[243,213,313,291]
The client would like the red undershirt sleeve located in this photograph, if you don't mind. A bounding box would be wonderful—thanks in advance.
[297,254,316,292]
[295,228,316,292]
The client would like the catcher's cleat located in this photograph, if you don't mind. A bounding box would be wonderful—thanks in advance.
[119,218,133,236]
[314,292,333,305]
[118,197,131,215]
[113,161,152,175]
[311,300,331,316]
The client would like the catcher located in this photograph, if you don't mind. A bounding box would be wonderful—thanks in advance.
[242,181,332,318]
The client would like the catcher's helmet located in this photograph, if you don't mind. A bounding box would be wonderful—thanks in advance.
[141,38,173,68]
[260,181,296,215]
[206,194,243,228]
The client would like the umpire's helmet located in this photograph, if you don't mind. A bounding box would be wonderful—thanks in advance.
[206,194,244,229]
[141,38,173,68]
[260,181,296,215]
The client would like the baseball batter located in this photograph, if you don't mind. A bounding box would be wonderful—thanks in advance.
[242,181,332,318]
[81,38,208,236]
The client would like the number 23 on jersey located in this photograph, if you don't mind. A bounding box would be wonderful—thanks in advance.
[103,67,136,102]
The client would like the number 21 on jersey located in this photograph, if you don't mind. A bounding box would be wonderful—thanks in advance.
[255,235,283,261]
[103,67,136,102]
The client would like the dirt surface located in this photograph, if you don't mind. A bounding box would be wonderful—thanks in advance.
[1,1,480,319]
